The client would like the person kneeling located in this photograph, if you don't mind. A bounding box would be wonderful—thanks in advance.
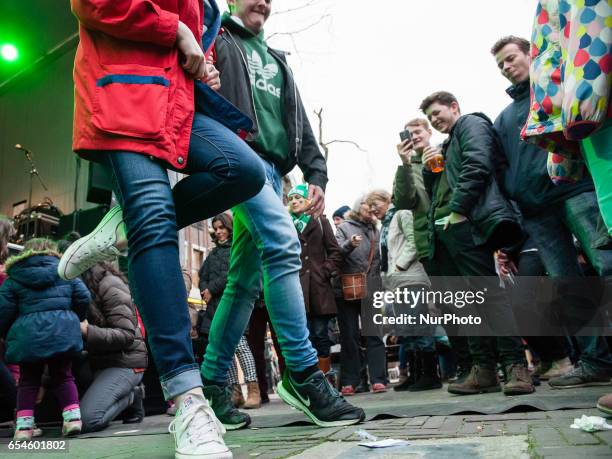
[78,262,148,433]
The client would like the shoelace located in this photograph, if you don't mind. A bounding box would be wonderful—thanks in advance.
[564,364,585,378]
[312,374,347,405]
[169,404,224,447]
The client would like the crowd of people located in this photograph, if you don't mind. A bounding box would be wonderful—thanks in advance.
[0,0,610,458]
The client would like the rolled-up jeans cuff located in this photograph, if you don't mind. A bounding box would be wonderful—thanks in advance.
[160,365,202,401]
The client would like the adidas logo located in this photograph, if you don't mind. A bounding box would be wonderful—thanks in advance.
[247,50,281,98]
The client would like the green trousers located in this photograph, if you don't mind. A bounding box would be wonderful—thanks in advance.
[582,119,612,236]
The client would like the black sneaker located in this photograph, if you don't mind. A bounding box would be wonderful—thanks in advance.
[548,364,611,389]
[203,385,251,430]
[277,370,365,427]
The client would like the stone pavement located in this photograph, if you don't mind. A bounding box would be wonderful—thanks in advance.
[1,389,611,458]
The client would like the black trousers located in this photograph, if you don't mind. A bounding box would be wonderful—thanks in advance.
[247,305,283,396]
[433,221,525,368]
[336,297,387,386]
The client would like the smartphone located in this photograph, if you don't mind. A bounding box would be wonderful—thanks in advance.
[399,129,412,142]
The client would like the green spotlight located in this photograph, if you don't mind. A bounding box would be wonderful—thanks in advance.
[1,44,19,62]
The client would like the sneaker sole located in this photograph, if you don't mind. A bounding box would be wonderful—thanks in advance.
[175,450,232,459]
[222,421,249,431]
[58,205,123,280]
[277,382,365,427]
[597,403,612,416]
[549,381,612,389]
[539,371,574,381]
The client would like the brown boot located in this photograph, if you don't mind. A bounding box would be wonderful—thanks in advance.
[503,364,535,395]
[231,383,245,408]
[318,356,331,374]
[448,365,501,395]
[243,381,261,409]
[597,393,612,415]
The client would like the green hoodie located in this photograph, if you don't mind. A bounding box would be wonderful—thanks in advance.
[228,14,289,163]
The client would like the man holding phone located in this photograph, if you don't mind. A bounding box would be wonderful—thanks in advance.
[392,119,472,390]
[394,119,437,263]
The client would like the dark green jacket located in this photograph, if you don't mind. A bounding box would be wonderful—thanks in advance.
[392,156,431,261]
[425,113,523,251]
[213,15,328,190]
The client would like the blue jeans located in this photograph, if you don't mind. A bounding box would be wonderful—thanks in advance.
[201,159,318,383]
[402,336,436,353]
[523,190,612,374]
[98,113,265,399]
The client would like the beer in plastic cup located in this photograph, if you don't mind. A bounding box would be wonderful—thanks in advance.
[426,153,444,173]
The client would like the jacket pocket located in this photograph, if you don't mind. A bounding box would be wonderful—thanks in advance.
[93,70,170,139]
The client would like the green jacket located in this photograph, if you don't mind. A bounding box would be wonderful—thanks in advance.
[392,156,431,261]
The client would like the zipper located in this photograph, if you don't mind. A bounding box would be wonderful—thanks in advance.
[271,49,300,158]
[288,64,300,157]
[222,29,260,135]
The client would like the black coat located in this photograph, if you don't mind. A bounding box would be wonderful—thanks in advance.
[213,15,328,190]
[494,81,593,217]
[297,217,342,316]
[197,241,231,334]
[425,113,523,250]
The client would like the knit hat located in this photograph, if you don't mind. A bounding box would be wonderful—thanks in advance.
[288,183,309,199]
[332,205,351,219]
[352,196,366,213]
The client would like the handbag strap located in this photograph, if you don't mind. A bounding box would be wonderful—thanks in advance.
[365,229,377,274]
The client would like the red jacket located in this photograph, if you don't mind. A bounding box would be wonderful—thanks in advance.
[71,0,203,169]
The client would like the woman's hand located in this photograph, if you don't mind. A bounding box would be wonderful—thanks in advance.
[176,21,207,80]
[203,63,221,91]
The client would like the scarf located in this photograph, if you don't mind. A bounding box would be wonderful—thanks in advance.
[291,212,311,233]
[380,206,397,273]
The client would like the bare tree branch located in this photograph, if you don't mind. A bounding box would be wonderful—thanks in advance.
[314,108,366,163]
[324,139,367,152]
[271,0,320,16]
[314,108,329,162]
[267,14,331,40]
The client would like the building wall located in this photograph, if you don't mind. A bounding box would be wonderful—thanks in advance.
[0,48,92,218]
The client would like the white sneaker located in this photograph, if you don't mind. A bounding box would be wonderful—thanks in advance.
[58,205,127,280]
[169,394,232,459]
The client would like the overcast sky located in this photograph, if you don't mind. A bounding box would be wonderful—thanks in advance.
[217,0,537,214]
